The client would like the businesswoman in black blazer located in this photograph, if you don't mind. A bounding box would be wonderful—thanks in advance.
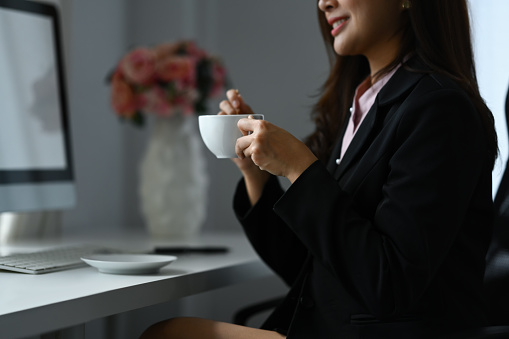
[140,0,497,338]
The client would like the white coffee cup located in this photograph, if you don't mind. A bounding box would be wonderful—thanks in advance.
[198,114,264,158]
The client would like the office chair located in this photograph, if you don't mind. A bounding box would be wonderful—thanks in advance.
[234,83,509,338]
[233,296,284,326]
[447,81,509,338]
[478,82,509,327]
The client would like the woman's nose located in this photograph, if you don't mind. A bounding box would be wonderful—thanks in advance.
[318,0,338,12]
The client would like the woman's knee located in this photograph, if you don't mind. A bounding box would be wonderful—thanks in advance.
[140,317,220,339]
[140,317,189,339]
[140,316,285,339]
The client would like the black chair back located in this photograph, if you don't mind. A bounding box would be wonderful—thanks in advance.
[483,82,509,326]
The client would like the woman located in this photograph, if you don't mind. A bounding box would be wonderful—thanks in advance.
[140,0,497,338]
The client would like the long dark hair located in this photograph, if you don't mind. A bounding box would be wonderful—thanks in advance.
[306,0,498,168]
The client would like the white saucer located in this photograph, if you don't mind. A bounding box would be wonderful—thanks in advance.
[81,254,177,275]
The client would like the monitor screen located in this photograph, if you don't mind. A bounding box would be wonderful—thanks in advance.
[0,0,75,213]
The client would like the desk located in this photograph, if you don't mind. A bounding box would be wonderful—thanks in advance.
[0,231,274,339]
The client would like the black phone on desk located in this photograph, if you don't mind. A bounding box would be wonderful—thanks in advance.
[153,246,229,255]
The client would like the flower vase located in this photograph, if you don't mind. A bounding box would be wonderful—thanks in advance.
[139,115,208,239]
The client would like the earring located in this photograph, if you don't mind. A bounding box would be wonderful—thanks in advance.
[402,0,411,9]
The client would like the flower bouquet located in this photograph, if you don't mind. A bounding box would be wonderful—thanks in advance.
[109,41,227,127]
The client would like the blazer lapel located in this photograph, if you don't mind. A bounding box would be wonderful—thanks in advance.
[331,58,427,180]
[333,103,379,179]
[326,114,351,173]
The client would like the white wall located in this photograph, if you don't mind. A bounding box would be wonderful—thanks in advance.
[61,0,134,233]
[61,0,326,235]
[469,0,509,194]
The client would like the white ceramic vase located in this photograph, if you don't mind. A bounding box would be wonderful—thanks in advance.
[139,115,208,239]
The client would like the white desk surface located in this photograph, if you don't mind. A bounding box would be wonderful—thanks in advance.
[0,231,272,339]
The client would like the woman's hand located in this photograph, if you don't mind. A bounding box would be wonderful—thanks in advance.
[218,89,271,205]
[219,89,254,116]
[236,117,318,184]
[218,89,263,175]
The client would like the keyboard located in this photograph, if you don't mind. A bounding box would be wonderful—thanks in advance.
[0,245,119,274]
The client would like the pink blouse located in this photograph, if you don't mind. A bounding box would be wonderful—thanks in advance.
[337,65,401,165]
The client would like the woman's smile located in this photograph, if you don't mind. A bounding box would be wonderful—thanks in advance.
[319,0,406,75]
[329,16,350,36]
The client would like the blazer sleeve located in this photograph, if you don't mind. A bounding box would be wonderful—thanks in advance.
[233,175,308,286]
[272,88,492,318]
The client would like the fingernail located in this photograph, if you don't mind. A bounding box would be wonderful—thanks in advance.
[232,100,239,108]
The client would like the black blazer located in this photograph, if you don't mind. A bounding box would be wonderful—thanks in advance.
[233,59,494,339]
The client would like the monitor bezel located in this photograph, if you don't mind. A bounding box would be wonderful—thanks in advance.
[0,0,74,186]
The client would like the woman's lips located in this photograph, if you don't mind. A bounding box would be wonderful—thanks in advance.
[329,17,349,36]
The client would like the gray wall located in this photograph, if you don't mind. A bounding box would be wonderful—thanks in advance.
[59,1,509,235]
[61,0,327,235]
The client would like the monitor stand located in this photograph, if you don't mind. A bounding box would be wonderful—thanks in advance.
[0,211,62,246]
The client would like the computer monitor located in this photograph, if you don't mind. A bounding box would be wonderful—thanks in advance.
[0,0,76,213]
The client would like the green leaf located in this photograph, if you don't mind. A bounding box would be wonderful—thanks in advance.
[131,111,145,127]
[194,100,207,114]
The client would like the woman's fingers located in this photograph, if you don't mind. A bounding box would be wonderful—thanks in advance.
[235,117,266,162]
[235,135,252,159]
[219,99,236,115]
[235,118,256,158]
[217,89,240,115]
[218,88,255,116]
[238,116,260,136]
[218,89,242,115]
[226,89,254,115]
[226,89,241,113]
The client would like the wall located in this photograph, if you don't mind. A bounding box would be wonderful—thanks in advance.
[61,0,133,233]
[470,0,509,194]
[61,0,327,235]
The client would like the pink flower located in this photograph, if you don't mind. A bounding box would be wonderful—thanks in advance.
[156,56,195,83]
[173,93,196,116]
[111,72,137,117]
[120,48,156,85]
[154,43,180,61]
[139,87,173,117]
[183,41,207,59]
[107,41,227,126]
